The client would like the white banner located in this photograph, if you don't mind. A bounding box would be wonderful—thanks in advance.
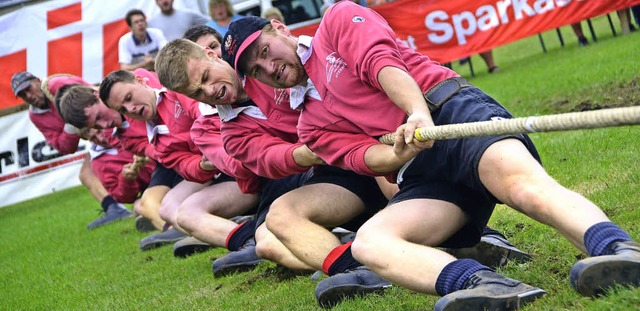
[0,110,90,207]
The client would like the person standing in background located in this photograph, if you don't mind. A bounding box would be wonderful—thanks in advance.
[205,0,244,37]
[148,0,210,41]
[119,9,167,71]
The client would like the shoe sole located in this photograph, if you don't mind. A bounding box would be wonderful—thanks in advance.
[570,257,640,297]
[447,240,532,268]
[173,244,213,258]
[212,260,264,278]
[434,288,546,311]
[316,284,392,309]
[135,217,157,233]
[140,236,188,251]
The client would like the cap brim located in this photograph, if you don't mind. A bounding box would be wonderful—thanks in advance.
[13,81,31,97]
[234,30,263,76]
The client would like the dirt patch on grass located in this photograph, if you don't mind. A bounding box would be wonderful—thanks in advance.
[550,77,640,112]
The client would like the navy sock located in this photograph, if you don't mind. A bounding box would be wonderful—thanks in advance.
[226,219,256,251]
[435,259,493,296]
[100,195,117,212]
[323,242,362,276]
[584,221,632,256]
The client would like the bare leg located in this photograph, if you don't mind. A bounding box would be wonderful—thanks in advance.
[79,154,109,203]
[479,50,499,73]
[266,183,365,270]
[176,181,258,247]
[478,139,609,252]
[618,9,632,34]
[255,223,315,272]
[136,185,169,230]
[352,199,468,293]
[158,180,210,231]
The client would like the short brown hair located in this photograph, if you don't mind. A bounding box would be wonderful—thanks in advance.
[58,85,98,128]
[155,39,208,93]
[99,70,136,108]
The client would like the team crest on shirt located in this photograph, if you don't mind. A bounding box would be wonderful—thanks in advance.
[325,52,347,83]
[352,16,365,23]
[273,88,289,105]
[174,101,183,119]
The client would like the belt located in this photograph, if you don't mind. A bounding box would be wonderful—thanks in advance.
[423,77,472,112]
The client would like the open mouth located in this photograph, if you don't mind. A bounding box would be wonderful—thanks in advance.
[276,65,285,81]
[216,86,226,101]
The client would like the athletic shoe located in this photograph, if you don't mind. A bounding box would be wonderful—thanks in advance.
[578,36,589,47]
[86,203,133,230]
[570,241,640,297]
[434,270,546,311]
[445,231,532,268]
[212,238,263,277]
[315,266,392,308]
[173,236,213,258]
[332,227,356,244]
[139,227,188,251]
[134,216,157,233]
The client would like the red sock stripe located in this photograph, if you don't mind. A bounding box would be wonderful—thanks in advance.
[322,242,352,275]
[225,221,246,249]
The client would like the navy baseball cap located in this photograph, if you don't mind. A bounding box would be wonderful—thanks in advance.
[11,71,37,96]
[222,16,270,75]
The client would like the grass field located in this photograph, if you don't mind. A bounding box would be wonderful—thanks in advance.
[1,15,640,311]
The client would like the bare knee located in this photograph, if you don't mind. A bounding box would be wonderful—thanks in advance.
[265,198,298,233]
[350,223,382,267]
[506,179,557,218]
[175,205,199,233]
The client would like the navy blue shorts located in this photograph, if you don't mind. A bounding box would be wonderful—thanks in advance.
[390,87,541,248]
[148,163,184,188]
[254,172,312,227]
[305,165,388,232]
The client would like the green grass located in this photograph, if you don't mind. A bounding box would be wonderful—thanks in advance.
[1,15,640,310]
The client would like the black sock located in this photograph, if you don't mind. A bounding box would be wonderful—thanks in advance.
[323,242,362,276]
[100,195,117,212]
[226,219,256,251]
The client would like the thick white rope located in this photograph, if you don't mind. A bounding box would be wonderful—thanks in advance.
[379,106,640,145]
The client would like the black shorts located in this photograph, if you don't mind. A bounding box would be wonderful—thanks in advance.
[148,163,184,188]
[390,87,541,248]
[254,171,312,227]
[305,165,388,232]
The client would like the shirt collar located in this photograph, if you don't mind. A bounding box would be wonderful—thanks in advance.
[296,35,313,65]
[132,31,153,46]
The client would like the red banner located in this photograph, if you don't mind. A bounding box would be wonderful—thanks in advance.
[293,0,640,63]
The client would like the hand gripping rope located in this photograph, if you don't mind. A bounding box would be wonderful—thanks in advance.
[378,106,640,145]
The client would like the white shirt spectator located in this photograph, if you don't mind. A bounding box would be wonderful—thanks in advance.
[148,9,210,41]
[118,28,168,65]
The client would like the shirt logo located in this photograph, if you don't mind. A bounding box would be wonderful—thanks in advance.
[174,101,183,119]
[273,88,289,106]
[325,52,347,83]
[352,16,365,23]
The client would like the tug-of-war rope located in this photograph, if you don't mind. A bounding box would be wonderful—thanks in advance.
[378,106,640,145]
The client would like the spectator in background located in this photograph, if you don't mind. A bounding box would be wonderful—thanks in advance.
[205,0,243,37]
[261,7,285,24]
[148,0,210,41]
[183,25,223,54]
[10,72,133,229]
[119,9,167,71]
[571,22,590,46]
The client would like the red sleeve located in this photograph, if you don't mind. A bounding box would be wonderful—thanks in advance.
[90,152,140,203]
[154,139,218,183]
[325,1,408,91]
[221,114,307,178]
[29,111,80,155]
[191,115,257,182]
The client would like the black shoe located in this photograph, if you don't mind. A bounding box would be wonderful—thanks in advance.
[444,232,532,268]
[139,227,188,251]
[315,266,391,308]
[173,236,213,258]
[211,238,263,277]
[134,216,157,233]
[578,36,589,47]
[570,241,640,297]
[86,203,133,230]
[434,270,546,311]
